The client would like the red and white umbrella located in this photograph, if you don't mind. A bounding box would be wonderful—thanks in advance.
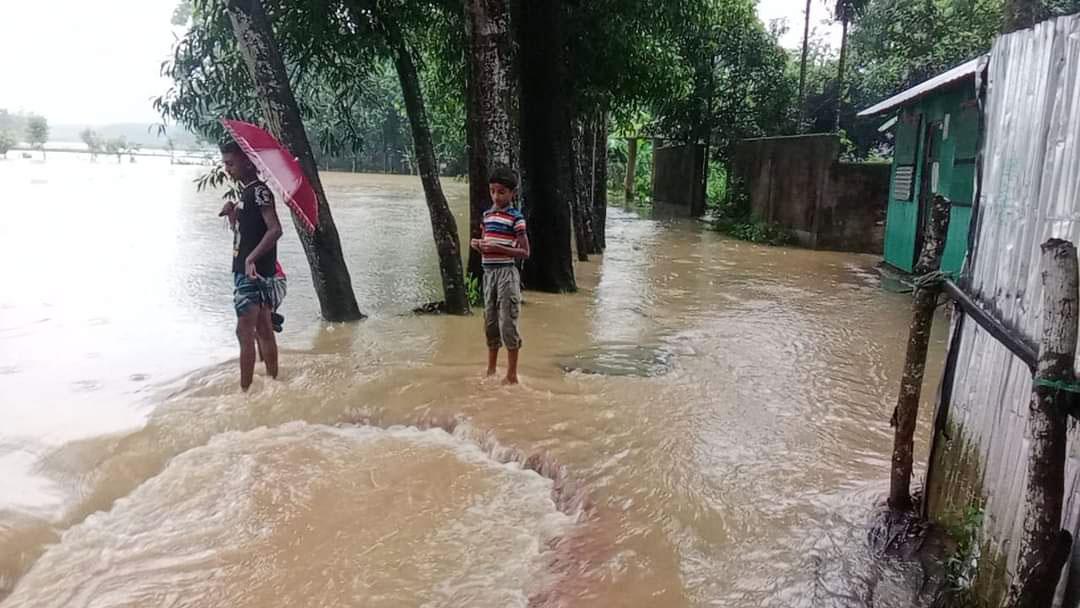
[220,118,318,234]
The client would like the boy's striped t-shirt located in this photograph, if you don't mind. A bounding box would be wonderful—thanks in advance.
[481,205,526,266]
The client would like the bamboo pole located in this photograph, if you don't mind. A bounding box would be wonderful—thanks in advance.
[888,195,951,512]
[1005,238,1078,608]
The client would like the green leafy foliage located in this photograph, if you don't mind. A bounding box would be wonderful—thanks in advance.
[465,273,482,307]
[707,176,793,246]
[196,161,243,202]
[941,504,986,606]
[0,130,14,156]
[606,137,653,204]
[80,128,103,156]
[647,0,795,161]
[26,116,48,149]
[157,0,466,176]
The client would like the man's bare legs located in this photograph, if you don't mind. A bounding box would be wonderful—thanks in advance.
[255,304,278,379]
[487,348,499,377]
[505,348,519,385]
[237,308,259,391]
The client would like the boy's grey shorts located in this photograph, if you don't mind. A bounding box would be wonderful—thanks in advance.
[483,265,522,350]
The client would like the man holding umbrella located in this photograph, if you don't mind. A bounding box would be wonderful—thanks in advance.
[219,140,283,391]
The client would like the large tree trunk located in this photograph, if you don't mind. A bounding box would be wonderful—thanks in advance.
[590,113,608,253]
[834,17,850,133]
[515,0,576,293]
[1005,239,1078,608]
[389,30,470,315]
[797,0,812,133]
[1003,0,1043,33]
[570,117,593,262]
[224,0,364,322]
[465,0,516,282]
[624,137,638,204]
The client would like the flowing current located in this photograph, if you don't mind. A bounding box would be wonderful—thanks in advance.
[0,156,946,606]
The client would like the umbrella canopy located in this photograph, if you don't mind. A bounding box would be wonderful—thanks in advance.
[220,118,318,234]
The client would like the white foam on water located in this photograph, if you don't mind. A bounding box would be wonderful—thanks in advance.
[2,422,572,608]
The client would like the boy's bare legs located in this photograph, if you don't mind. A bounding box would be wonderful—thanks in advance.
[237,309,259,391]
[487,348,499,377]
[505,349,519,384]
[255,304,278,379]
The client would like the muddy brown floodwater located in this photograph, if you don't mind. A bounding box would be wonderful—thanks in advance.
[0,156,947,607]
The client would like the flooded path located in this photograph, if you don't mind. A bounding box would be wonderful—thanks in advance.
[0,157,947,606]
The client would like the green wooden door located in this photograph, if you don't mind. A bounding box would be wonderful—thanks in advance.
[884,112,922,272]
[940,104,979,274]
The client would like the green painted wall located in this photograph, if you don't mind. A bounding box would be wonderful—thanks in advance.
[883,83,979,274]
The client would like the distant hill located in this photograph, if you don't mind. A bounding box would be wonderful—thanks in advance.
[49,123,204,150]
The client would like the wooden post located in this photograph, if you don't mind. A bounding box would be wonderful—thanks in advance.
[624,137,638,204]
[888,195,951,512]
[1005,239,1078,608]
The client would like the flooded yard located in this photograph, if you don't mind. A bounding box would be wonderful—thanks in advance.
[0,156,947,606]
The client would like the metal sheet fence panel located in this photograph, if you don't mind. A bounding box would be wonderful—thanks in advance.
[942,14,1080,605]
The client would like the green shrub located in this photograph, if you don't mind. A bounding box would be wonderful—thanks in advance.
[465,273,482,307]
[706,175,793,246]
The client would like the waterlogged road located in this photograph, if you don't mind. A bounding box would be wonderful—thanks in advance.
[0,156,946,606]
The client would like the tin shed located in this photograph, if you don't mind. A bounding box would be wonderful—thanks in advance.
[859,57,987,277]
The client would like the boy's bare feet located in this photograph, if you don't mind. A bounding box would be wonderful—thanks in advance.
[486,367,497,377]
[503,375,518,385]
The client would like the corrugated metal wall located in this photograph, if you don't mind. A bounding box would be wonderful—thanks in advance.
[934,14,1080,606]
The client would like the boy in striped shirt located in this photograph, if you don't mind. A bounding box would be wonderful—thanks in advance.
[470,167,530,384]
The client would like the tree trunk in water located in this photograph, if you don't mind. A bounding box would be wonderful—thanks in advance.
[797,0,812,133]
[1005,239,1078,608]
[1003,0,1043,33]
[888,195,951,512]
[465,0,516,282]
[224,0,363,322]
[835,17,849,133]
[591,113,608,253]
[624,137,638,204]
[569,118,592,263]
[515,0,576,293]
[390,31,470,315]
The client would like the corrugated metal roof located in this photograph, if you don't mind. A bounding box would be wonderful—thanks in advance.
[935,14,1080,606]
[857,56,986,117]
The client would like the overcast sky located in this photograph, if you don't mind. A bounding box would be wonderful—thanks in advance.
[0,0,840,126]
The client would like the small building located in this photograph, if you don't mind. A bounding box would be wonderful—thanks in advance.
[858,57,987,277]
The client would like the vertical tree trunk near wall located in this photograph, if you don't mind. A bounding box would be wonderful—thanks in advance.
[389,30,470,315]
[834,16,850,133]
[624,137,638,204]
[888,195,951,512]
[225,0,364,322]
[1005,239,1078,608]
[515,0,576,293]
[591,113,608,253]
[797,0,812,132]
[570,117,594,262]
[465,0,515,281]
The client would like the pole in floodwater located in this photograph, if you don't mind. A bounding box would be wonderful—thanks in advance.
[888,195,951,512]
[624,137,638,205]
[1005,239,1077,608]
